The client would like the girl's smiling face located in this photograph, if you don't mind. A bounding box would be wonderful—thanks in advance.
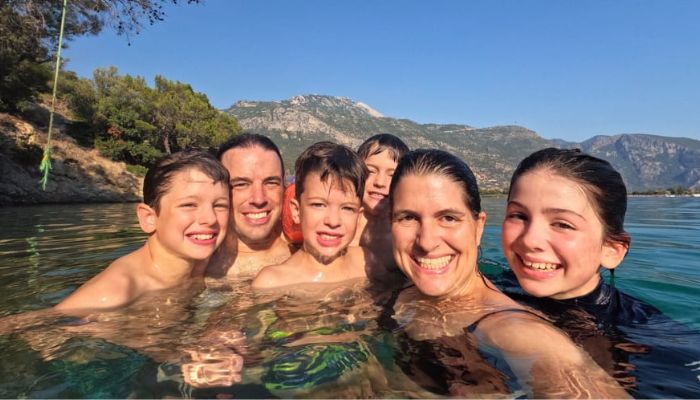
[501,168,626,299]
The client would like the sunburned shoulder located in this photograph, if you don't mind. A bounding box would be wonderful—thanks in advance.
[54,252,142,313]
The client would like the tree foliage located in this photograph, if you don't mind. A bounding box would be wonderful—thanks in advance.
[61,67,240,167]
[0,0,201,111]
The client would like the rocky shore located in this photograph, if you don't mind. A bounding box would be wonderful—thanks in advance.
[0,112,142,207]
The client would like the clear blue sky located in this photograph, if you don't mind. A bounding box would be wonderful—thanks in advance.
[63,0,700,142]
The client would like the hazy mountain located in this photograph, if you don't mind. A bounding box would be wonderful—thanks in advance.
[224,94,700,191]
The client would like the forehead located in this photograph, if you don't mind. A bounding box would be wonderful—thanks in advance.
[164,168,226,195]
[394,173,466,208]
[302,172,358,199]
[220,145,283,178]
[510,169,594,214]
[364,148,398,167]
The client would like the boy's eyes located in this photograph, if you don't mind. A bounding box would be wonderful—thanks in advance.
[341,205,358,213]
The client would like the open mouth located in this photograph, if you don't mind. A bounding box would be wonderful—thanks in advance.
[413,255,453,273]
[243,210,270,224]
[520,256,561,272]
[368,191,387,200]
[317,232,343,247]
[187,232,218,244]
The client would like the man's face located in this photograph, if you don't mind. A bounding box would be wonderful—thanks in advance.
[220,145,284,247]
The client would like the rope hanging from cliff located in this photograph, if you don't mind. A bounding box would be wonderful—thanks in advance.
[39,0,69,190]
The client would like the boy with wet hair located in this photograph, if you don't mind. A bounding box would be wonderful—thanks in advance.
[252,141,369,289]
[55,150,231,312]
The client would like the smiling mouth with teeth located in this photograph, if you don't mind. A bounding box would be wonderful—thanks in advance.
[190,233,215,240]
[523,260,560,271]
[415,255,452,270]
[245,211,269,220]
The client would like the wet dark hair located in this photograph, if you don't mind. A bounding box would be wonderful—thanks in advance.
[356,133,410,162]
[143,150,230,212]
[216,132,285,176]
[294,141,367,200]
[389,149,482,218]
[508,147,630,246]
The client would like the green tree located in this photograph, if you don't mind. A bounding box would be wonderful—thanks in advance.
[62,68,241,166]
[153,76,239,154]
[0,0,201,111]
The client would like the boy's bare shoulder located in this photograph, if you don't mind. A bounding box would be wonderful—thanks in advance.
[251,259,301,290]
[54,249,145,313]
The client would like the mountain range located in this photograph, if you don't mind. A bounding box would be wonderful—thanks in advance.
[224,94,700,192]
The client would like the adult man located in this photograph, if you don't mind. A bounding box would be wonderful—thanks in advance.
[207,133,293,278]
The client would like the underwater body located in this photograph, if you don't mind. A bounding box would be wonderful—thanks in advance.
[0,197,698,397]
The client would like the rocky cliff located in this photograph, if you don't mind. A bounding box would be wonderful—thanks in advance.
[225,94,700,191]
[0,112,142,206]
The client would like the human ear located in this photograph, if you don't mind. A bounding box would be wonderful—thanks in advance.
[136,203,157,234]
[474,211,487,246]
[290,198,301,225]
[600,240,629,270]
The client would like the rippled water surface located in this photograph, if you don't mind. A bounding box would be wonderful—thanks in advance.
[0,198,698,397]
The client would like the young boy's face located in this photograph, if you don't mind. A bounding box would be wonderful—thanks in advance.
[363,148,398,216]
[152,168,230,262]
[292,172,362,265]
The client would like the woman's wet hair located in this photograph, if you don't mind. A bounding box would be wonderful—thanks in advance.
[509,147,630,246]
[143,150,230,212]
[389,149,482,218]
[294,141,368,200]
[216,132,285,175]
[357,133,410,162]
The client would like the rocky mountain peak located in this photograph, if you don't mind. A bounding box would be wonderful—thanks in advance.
[225,94,700,191]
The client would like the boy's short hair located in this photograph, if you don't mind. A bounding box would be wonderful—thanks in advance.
[294,141,367,200]
[143,150,230,212]
[216,132,285,176]
[356,133,409,162]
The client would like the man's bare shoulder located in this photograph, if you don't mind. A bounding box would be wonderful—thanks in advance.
[54,248,146,313]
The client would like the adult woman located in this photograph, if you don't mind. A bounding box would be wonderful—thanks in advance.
[388,149,628,398]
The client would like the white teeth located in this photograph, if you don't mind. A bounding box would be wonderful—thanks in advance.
[191,234,214,240]
[524,260,559,271]
[416,256,452,269]
[319,233,340,240]
[246,212,268,220]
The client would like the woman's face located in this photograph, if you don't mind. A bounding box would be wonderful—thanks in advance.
[501,168,625,299]
[391,173,486,298]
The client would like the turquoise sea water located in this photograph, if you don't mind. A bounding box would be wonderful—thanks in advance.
[0,197,698,397]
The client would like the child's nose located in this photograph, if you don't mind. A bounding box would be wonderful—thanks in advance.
[324,207,341,227]
[519,221,546,251]
[198,206,217,225]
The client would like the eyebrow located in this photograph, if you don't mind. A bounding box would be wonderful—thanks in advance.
[508,200,585,219]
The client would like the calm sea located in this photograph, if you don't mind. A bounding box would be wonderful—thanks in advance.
[0,197,698,397]
[1,197,699,326]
